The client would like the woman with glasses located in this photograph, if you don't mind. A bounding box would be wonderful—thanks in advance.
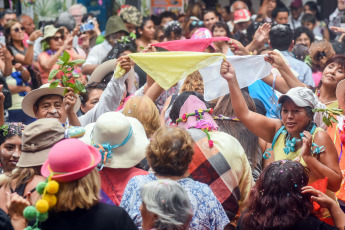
[37,25,74,84]
[4,20,42,66]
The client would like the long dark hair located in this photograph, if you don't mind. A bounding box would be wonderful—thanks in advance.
[213,92,260,172]
[241,160,313,230]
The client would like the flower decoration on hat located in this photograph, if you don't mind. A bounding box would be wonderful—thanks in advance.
[23,175,59,230]
[176,108,216,148]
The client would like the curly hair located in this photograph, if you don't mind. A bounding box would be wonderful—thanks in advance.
[123,96,161,138]
[146,126,194,177]
[241,160,313,230]
[179,71,204,94]
[294,27,315,45]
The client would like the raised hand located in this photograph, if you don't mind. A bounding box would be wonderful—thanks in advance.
[253,23,271,46]
[64,87,78,114]
[116,56,132,74]
[330,26,345,34]
[228,39,250,55]
[264,51,287,69]
[28,30,43,42]
[220,60,236,82]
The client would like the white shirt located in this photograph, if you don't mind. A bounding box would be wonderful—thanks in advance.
[83,40,112,67]
[78,72,127,126]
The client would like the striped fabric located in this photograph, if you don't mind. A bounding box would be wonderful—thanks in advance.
[187,128,254,220]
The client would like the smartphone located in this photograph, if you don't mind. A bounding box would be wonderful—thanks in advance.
[0,36,5,46]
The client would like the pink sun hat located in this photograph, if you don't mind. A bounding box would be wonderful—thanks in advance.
[190,28,216,51]
[41,139,101,182]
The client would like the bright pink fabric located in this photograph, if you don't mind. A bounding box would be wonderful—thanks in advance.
[312,71,322,87]
[151,37,229,52]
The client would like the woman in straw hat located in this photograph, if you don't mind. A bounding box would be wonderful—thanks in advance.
[79,111,149,206]
[220,58,342,220]
[7,138,137,230]
[120,126,230,229]
[37,25,73,85]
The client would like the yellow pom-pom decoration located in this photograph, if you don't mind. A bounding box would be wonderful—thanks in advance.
[46,180,59,194]
[43,194,57,207]
[35,199,49,213]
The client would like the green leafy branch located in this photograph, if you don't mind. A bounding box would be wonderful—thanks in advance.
[313,108,343,127]
[48,51,86,95]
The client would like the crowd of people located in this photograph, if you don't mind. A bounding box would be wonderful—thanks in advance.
[1,0,345,229]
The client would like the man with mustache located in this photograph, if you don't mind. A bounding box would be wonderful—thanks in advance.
[21,56,132,127]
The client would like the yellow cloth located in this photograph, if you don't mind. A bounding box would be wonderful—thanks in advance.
[114,52,226,90]
[272,126,337,218]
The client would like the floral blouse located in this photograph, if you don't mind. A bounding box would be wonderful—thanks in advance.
[120,173,230,230]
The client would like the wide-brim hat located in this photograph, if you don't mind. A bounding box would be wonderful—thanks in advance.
[278,87,317,109]
[89,59,136,84]
[89,59,117,83]
[104,15,129,38]
[336,79,345,111]
[41,25,65,41]
[79,112,148,169]
[41,139,101,182]
[22,83,81,118]
[17,118,65,167]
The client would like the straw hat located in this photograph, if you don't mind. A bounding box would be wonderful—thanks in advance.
[22,83,81,118]
[41,25,65,41]
[89,59,117,84]
[41,139,101,182]
[79,112,148,169]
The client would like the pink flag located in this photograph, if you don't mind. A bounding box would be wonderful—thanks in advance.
[151,37,230,52]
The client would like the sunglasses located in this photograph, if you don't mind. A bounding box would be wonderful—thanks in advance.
[315,51,326,61]
[52,35,65,41]
[191,20,204,26]
[12,26,25,32]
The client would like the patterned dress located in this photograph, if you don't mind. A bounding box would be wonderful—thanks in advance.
[120,173,230,229]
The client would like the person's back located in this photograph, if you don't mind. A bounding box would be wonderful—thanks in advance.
[40,203,136,230]
[187,128,254,219]
[269,24,314,87]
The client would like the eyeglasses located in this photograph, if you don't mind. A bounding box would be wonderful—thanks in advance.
[52,35,65,41]
[12,26,25,32]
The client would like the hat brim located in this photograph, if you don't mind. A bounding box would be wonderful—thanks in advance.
[17,148,50,167]
[22,86,81,118]
[336,79,345,111]
[42,27,65,41]
[89,59,117,84]
[278,95,309,107]
[234,18,250,24]
[79,117,148,169]
[41,145,101,182]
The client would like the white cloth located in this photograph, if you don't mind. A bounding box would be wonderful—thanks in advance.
[199,55,271,101]
[83,40,112,66]
[78,73,127,126]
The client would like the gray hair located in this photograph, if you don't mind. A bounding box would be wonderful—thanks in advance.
[140,179,193,230]
[230,1,248,13]
[69,4,87,15]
